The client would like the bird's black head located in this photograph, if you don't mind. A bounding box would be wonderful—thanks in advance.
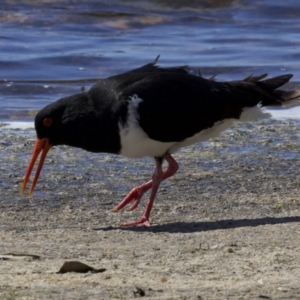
[22,85,125,196]
[34,92,87,146]
[21,92,89,196]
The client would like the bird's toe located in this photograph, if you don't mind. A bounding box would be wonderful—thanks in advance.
[120,216,151,227]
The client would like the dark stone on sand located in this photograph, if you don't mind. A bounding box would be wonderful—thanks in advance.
[57,261,106,274]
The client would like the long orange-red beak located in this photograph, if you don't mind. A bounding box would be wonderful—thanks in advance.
[21,138,52,196]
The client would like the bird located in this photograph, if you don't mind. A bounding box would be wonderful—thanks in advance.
[21,56,300,227]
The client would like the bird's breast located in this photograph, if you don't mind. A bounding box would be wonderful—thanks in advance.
[119,121,175,158]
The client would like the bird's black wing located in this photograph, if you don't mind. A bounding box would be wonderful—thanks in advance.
[117,72,230,142]
[107,56,189,93]
[116,71,294,143]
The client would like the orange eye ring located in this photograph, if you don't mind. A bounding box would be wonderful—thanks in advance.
[43,118,52,127]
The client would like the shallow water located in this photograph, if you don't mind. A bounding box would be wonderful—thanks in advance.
[1,1,300,206]
[1,0,300,122]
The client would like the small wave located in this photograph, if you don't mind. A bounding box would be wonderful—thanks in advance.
[0,121,34,130]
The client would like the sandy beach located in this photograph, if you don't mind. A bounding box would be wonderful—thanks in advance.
[1,118,300,299]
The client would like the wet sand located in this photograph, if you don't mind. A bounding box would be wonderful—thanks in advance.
[1,119,300,299]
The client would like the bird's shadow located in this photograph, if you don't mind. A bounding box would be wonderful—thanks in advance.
[94,216,300,233]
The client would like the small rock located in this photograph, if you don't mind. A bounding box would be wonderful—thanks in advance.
[133,287,145,297]
[258,279,264,285]
[57,261,106,274]
[2,253,40,260]
[210,244,218,249]
[277,286,289,292]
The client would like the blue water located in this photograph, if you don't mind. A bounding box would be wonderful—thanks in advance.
[1,0,300,122]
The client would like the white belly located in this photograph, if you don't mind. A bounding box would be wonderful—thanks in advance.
[118,97,271,158]
[119,124,175,158]
[169,119,234,153]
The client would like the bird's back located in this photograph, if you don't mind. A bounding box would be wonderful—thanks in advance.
[85,58,300,156]
[104,64,293,143]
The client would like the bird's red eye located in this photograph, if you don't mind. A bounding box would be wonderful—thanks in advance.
[43,118,52,127]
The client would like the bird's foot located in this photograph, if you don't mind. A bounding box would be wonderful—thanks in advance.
[112,187,143,212]
[112,182,151,212]
[120,216,151,227]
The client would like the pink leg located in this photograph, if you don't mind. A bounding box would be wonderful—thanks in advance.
[112,154,179,227]
[112,154,178,212]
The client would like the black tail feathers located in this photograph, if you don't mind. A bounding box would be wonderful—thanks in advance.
[229,73,300,108]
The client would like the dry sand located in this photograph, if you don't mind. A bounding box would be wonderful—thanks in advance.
[1,119,300,299]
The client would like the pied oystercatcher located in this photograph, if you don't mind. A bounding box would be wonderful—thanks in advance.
[21,56,300,226]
